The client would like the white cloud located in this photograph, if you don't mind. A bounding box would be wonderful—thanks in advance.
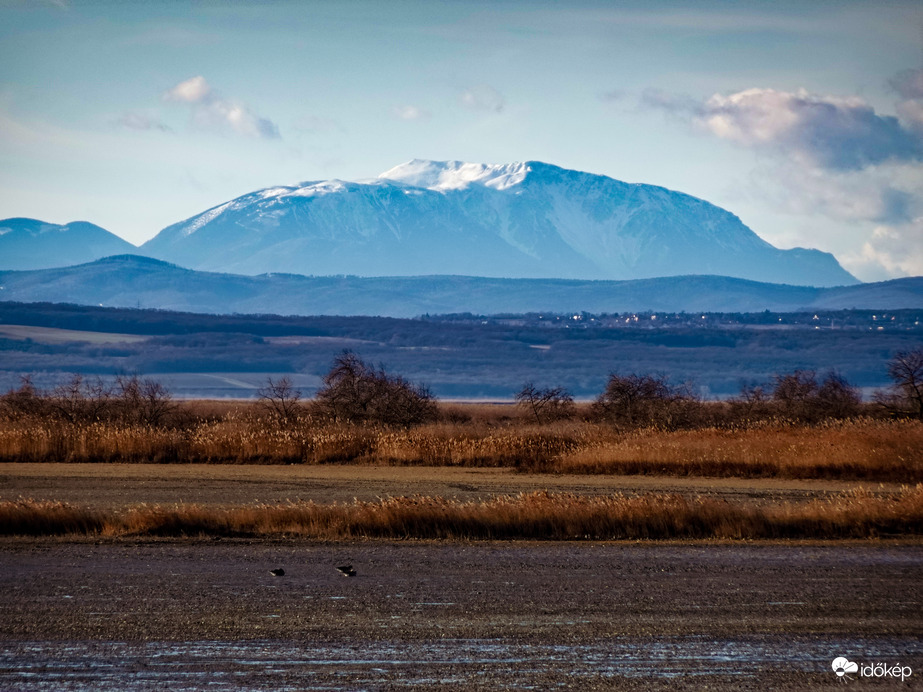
[116,112,172,133]
[391,105,430,121]
[162,76,280,139]
[891,69,923,136]
[459,85,505,113]
[846,220,923,280]
[645,86,923,171]
[749,162,918,225]
[643,79,923,279]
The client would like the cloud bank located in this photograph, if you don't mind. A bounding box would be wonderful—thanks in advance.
[163,76,280,139]
[643,79,923,279]
[643,86,923,171]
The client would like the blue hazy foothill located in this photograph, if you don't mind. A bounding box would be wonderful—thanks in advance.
[0,255,919,318]
[0,218,136,271]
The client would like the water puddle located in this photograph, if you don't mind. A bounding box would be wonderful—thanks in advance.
[0,635,918,690]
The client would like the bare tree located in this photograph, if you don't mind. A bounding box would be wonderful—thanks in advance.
[876,348,923,420]
[815,371,861,419]
[593,373,695,429]
[314,351,437,427]
[0,376,46,421]
[733,381,771,419]
[771,370,818,420]
[256,376,303,426]
[48,374,113,423]
[772,370,860,421]
[515,382,575,424]
[114,375,177,426]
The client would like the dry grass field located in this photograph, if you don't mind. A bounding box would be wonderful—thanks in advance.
[2,485,921,541]
[0,400,920,541]
[1,403,920,482]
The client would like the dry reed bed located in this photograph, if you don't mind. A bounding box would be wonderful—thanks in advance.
[553,420,923,481]
[0,417,920,482]
[2,486,921,540]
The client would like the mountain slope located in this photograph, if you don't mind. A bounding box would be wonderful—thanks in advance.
[0,218,138,270]
[0,255,916,318]
[141,160,857,287]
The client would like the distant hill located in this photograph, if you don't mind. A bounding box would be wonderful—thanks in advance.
[0,255,918,317]
[0,218,137,270]
[0,300,919,400]
[139,160,857,286]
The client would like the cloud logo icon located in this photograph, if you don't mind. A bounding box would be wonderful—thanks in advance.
[832,657,859,678]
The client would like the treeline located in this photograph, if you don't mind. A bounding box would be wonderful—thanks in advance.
[1,374,176,426]
[426,309,923,330]
[2,348,922,430]
[0,352,921,480]
[3,303,921,400]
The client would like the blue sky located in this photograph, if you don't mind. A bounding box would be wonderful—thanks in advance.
[1,0,921,281]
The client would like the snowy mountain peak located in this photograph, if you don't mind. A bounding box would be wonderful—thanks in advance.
[379,159,532,191]
[138,160,858,287]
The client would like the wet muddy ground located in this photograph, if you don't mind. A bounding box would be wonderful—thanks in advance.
[1,539,921,690]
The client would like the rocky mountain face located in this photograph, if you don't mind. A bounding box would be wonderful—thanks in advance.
[139,160,858,287]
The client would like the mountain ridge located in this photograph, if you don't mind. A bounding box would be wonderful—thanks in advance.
[138,160,857,286]
[0,217,137,270]
[0,254,917,318]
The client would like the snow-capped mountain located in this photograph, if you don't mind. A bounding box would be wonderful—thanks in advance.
[0,218,137,270]
[141,160,856,286]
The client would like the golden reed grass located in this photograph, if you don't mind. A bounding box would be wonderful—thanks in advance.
[0,412,920,482]
[1,486,921,540]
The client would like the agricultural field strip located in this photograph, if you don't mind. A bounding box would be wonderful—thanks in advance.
[0,324,148,344]
[0,463,903,510]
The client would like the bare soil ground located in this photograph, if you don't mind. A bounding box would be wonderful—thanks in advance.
[0,462,903,509]
[0,539,920,690]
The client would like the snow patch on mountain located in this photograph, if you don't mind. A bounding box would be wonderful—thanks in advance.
[137,160,858,287]
[379,159,531,191]
[184,200,235,237]
[286,180,351,197]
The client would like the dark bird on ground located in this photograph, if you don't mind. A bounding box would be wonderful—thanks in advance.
[337,565,356,577]
[269,568,285,577]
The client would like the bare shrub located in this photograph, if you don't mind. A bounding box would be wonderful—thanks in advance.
[815,371,862,419]
[876,348,923,420]
[256,376,303,426]
[772,370,860,422]
[0,376,47,421]
[515,383,575,424]
[1,374,177,427]
[592,373,698,429]
[314,351,437,427]
[48,374,113,423]
[730,381,772,421]
[771,369,819,420]
[113,375,177,426]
